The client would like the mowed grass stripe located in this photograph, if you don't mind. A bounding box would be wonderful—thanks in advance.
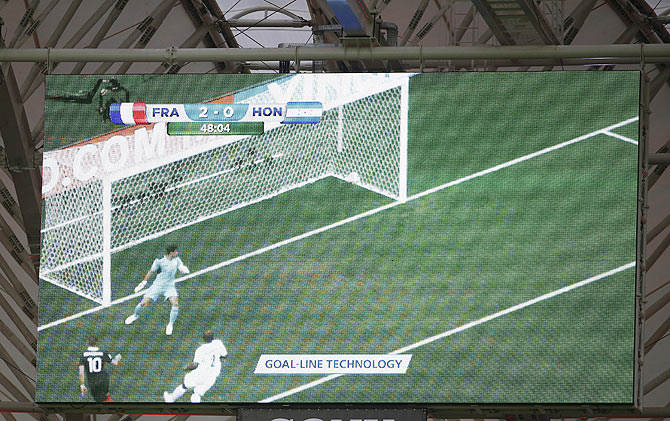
[38,117,637,331]
[259,263,634,403]
[36,124,636,403]
[282,268,635,404]
[255,134,637,402]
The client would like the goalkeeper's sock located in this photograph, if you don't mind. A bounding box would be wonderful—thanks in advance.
[133,303,144,317]
[169,306,179,325]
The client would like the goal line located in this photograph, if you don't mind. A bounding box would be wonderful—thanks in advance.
[37,116,639,331]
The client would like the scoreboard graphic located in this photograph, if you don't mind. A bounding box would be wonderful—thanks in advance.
[110,101,324,128]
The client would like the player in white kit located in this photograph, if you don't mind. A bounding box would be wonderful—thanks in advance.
[163,331,228,403]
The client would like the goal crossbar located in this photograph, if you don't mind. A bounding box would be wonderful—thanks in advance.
[40,74,411,306]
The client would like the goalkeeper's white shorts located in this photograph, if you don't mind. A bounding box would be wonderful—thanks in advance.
[144,284,178,302]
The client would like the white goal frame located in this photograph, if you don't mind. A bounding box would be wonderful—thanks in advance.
[40,74,410,306]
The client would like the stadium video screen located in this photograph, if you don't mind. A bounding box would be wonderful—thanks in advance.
[38,72,639,405]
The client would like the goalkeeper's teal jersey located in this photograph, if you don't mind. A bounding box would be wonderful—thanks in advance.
[150,256,184,288]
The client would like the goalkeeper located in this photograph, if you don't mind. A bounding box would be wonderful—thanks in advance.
[125,245,189,335]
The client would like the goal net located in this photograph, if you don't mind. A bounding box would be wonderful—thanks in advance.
[40,74,410,306]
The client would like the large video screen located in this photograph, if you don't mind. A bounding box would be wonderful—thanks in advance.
[38,72,639,404]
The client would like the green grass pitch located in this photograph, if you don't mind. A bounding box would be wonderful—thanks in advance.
[37,71,639,404]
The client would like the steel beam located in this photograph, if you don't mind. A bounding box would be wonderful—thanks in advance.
[0,269,38,325]
[469,0,515,45]
[0,51,41,257]
[647,228,670,270]
[515,0,561,44]
[0,288,37,354]
[20,0,118,101]
[202,0,249,68]
[2,44,670,63]
[180,0,248,73]
[202,0,242,50]
[399,0,430,46]
[69,0,129,75]
[563,0,600,44]
[116,1,173,75]
[229,5,304,20]
[6,0,39,48]
[0,328,35,395]
[643,366,670,395]
[649,153,670,164]
[1,403,666,418]
[19,0,83,100]
[224,19,311,27]
[648,213,670,243]
[644,312,670,354]
[153,23,211,74]
[645,289,670,320]
[635,65,650,409]
[12,0,59,49]
[649,138,670,188]
[94,0,173,74]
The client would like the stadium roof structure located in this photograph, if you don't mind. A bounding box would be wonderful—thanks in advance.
[0,0,669,420]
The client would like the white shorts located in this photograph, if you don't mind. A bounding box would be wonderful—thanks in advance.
[183,369,219,396]
[144,284,178,302]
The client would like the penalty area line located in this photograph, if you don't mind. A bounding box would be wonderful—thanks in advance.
[602,130,638,145]
[37,117,638,332]
[258,261,636,403]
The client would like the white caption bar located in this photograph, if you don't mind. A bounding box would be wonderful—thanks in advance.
[254,354,412,374]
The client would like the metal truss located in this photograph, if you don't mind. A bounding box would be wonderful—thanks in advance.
[0,0,669,420]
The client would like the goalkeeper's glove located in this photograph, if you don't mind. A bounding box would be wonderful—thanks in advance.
[134,280,147,293]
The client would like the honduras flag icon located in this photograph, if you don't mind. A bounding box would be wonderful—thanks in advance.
[283,102,323,124]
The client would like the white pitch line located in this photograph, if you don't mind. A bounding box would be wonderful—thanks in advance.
[259,261,636,403]
[37,117,639,332]
[602,130,639,145]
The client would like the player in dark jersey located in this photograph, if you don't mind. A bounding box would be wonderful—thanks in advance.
[78,336,122,402]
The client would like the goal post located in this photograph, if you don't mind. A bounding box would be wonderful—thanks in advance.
[330,77,409,202]
[40,74,411,307]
